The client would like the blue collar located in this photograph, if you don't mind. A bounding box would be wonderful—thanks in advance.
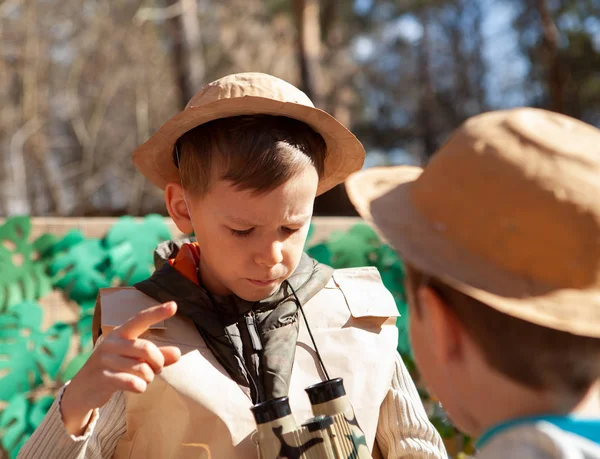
[477,415,600,449]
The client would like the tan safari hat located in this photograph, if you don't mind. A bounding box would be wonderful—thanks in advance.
[346,108,600,338]
[132,72,365,196]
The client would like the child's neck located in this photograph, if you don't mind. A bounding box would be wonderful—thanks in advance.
[477,377,600,436]
[561,381,600,417]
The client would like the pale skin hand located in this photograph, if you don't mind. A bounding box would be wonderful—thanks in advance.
[60,302,181,436]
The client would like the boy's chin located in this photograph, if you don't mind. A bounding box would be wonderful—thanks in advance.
[234,281,283,302]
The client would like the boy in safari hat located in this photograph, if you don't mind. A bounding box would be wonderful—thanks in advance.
[346,108,600,458]
[20,73,445,459]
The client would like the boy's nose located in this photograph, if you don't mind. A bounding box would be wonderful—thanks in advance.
[255,241,284,267]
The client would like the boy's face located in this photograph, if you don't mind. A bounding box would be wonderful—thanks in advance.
[167,165,318,301]
[407,286,485,437]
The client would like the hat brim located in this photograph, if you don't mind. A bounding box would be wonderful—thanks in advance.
[346,166,600,338]
[132,96,365,196]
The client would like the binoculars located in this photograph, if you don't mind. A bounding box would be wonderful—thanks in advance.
[250,378,372,459]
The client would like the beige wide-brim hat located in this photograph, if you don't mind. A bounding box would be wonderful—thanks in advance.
[346,108,600,338]
[132,72,365,196]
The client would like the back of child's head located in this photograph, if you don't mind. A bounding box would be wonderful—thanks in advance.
[405,263,600,398]
[174,115,327,196]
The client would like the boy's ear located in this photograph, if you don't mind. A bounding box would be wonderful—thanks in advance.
[418,286,465,362]
[165,182,194,235]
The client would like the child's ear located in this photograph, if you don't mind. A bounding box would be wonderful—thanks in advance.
[418,286,464,362]
[165,182,194,235]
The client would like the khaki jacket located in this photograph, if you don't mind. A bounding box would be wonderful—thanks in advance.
[19,267,447,459]
[96,267,399,459]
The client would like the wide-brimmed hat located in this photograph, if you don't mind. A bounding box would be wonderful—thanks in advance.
[132,72,365,196]
[346,108,600,338]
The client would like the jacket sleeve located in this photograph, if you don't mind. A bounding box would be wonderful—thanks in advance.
[375,353,448,458]
[17,383,126,459]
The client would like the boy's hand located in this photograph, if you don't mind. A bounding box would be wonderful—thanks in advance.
[61,302,181,435]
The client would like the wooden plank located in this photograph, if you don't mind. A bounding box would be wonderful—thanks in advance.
[0,216,365,244]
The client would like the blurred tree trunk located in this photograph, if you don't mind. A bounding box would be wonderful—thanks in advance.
[166,0,205,108]
[7,0,39,215]
[293,0,324,107]
[440,0,486,120]
[536,0,564,113]
[471,1,487,113]
[418,9,438,160]
[293,0,355,215]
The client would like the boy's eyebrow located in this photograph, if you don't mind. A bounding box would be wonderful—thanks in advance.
[225,214,311,227]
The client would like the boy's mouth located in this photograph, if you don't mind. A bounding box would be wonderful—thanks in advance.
[246,278,279,287]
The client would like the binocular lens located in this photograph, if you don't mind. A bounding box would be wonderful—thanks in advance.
[250,396,292,424]
[305,378,346,405]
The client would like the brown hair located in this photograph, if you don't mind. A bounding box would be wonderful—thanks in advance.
[174,115,327,196]
[405,264,600,396]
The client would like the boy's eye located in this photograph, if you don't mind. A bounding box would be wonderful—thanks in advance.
[282,227,300,235]
[230,227,254,237]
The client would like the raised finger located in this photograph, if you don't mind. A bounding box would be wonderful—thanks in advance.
[116,302,177,340]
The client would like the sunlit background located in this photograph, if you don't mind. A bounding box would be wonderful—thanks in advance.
[1,0,599,217]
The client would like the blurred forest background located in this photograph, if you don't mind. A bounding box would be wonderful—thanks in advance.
[1,0,599,217]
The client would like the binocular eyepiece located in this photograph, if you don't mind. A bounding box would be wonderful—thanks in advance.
[250,378,372,459]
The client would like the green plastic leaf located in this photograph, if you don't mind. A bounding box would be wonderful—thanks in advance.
[327,233,373,268]
[322,223,382,269]
[303,222,315,249]
[31,233,60,261]
[374,245,404,271]
[78,298,97,315]
[396,311,412,356]
[428,402,457,439]
[0,393,28,458]
[75,298,96,353]
[48,231,111,302]
[0,217,53,311]
[60,351,92,383]
[28,395,54,429]
[105,215,171,285]
[306,243,331,265]
[346,223,380,244]
[0,302,72,401]
[77,313,94,353]
[0,393,55,459]
[380,264,406,297]
[48,230,85,254]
